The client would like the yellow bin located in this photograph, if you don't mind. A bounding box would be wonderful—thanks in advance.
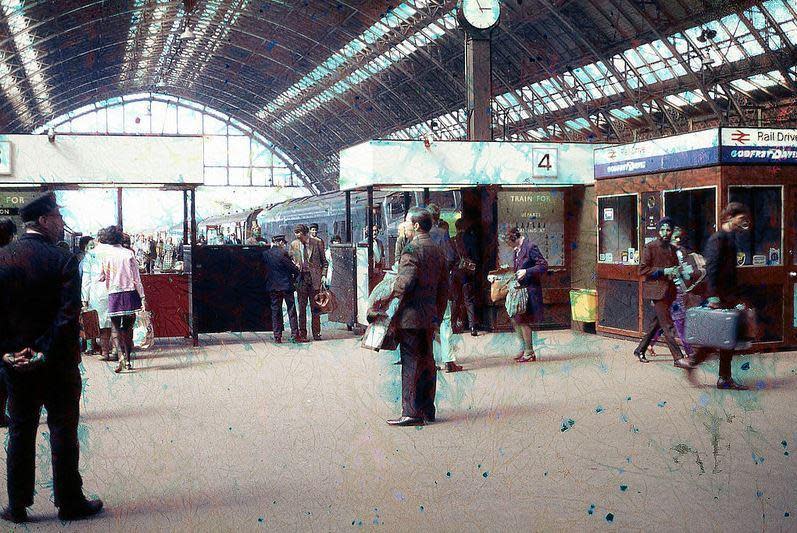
[570,289,597,322]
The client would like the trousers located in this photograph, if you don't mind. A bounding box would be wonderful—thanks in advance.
[636,298,684,361]
[296,278,321,337]
[270,290,298,337]
[5,363,84,508]
[399,328,436,419]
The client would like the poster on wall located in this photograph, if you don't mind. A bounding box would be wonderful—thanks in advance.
[496,190,565,267]
[0,141,11,175]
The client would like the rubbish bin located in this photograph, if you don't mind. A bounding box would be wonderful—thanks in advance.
[570,289,597,322]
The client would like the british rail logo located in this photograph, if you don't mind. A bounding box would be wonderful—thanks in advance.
[731,130,750,144]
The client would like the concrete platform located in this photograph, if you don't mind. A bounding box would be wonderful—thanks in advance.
[3,327,797,531]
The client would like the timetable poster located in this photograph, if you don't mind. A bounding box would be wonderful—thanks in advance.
[497,190,565,267]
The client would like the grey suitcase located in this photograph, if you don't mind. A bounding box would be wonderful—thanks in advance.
[685,306,741,350]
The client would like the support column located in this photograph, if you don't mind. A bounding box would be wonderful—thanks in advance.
[465,36,492,141]
[183,189,189,244]
[345,190,352,243]
[366,186,374,290]
[117,187,123,230]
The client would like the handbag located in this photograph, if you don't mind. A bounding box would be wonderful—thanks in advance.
[505,282,529,317]
[488,269,514,303]
[80,310,100,339]
[314,290,336,314]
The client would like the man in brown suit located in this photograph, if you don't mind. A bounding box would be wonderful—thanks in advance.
[633,217,693,369]
[289,224,328,341]
[372,207,449,426]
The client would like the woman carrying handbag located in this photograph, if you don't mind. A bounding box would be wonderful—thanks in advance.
[504,227,548,363]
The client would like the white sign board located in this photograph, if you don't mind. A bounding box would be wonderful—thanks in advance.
[0,134,203,185]
[339,140,605,190]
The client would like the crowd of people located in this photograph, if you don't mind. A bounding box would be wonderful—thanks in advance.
[130,234,183,273]
[0,191,763,523]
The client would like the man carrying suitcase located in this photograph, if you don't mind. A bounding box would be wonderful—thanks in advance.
[688,202,752,390]
[633,217,694,369]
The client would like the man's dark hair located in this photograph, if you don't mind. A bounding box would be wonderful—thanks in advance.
[331,235,342,244]
[455,218,465,231]
[309,223,319,231]
[427,203,441,220]
[0,217,17,247]
[78,235,93,252]
[294,224,309,235]
[407,207,433,232]
[657,216,674,230]
[721,202,751,221]
[505,226,522,242]
[103,225,123,246]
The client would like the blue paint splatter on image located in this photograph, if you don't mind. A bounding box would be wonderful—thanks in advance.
[605,513,614,523]
[560,418,575,432]
[587,504,595,515]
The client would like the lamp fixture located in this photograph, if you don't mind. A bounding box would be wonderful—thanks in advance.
[696,28,717,43]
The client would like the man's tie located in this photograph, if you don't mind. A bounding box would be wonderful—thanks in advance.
[302,243,309,271]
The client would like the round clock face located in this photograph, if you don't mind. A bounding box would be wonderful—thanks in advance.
[461,0,501,30]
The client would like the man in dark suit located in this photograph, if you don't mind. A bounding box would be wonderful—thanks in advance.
[633,217,693,369]
[263,235,300,343]
[451,218,480,337]
[289,224,328,341]
[373,207,449,426]
[689,202,752,390]
[0,193,103,523]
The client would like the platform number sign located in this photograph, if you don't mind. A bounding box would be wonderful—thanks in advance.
[533,148,557,178]
[0,141,11,175]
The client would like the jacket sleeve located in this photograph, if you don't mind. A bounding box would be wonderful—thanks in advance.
[131,255,146,300]
[639,242,663,280]
[390,247,419,302]
[704,234,720,298]
[34,254,82,356]
[525,244,548,276]
[319,240,329,278]
[80,258,92,303]
[436,254,449,322]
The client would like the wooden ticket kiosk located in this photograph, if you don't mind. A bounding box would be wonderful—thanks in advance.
[594,127,797,349]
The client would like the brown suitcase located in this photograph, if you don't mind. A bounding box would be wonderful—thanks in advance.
[80,310,100,338]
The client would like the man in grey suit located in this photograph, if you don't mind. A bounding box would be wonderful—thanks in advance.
[372,207,449,426]
[289,224,328,341]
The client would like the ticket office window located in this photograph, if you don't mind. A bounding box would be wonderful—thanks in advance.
[729,186,782,266]
[664,187,716,255]
[598,194,638,265]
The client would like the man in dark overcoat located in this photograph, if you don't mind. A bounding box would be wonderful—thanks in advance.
[633,217,693,368]
[0,193,103,523]
[263,235,300,343]
[373,207,449,426]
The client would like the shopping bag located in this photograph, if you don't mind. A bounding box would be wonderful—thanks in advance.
[133,310,155,350]
[505,282,529,318]
[80,310,100,339]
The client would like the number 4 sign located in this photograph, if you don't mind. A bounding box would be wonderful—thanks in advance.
[533,148,557,178]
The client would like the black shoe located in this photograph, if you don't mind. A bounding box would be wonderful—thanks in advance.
[445,361,463,373]
[313,334,322,341]
[470,327,479,337]
[0,416,8,428]
[717,377,749,390]
[0,505,27,523]
[387,416,424,426]
[634,350,649,363]
[58,498,104,521]
[673,357,695,370]
[423,414,435,423]
[274,336,282,344]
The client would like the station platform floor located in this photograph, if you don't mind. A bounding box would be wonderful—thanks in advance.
[3,326,797,531]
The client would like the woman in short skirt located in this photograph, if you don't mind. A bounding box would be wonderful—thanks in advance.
[99,225,146,373]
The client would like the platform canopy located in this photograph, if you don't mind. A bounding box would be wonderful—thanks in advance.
[0,1,795,192]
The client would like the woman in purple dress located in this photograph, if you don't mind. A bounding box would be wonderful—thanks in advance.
[505,227,548,363]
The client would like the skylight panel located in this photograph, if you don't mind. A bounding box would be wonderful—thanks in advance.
[260,1,426,120]
[1,0,52,117]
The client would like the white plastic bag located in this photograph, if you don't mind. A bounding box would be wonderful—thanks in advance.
[133,310,154,350]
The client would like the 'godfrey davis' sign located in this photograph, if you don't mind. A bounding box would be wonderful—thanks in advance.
[721,128,797,163]
[594,128,797,179]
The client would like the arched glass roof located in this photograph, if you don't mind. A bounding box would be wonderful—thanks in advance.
[33,92,310,190]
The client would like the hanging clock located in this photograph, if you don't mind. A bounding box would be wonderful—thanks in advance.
[457,0,501,34]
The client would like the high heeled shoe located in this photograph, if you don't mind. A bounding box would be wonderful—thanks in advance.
[517,351,536,363]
